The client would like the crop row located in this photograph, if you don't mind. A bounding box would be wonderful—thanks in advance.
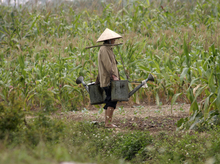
[0,0,219,116]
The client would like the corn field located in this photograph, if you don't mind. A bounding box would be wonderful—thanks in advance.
[0,0,219,116]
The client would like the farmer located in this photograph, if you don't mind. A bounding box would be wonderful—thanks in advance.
[96,28,122,128]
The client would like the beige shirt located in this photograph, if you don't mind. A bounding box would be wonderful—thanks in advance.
[97,44,119,88]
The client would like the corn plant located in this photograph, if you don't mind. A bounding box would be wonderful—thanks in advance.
[0,0,219,116]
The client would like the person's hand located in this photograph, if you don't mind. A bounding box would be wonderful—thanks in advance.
[112,75,119,81]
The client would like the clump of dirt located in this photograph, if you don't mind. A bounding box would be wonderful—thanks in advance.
[59,103,190,133]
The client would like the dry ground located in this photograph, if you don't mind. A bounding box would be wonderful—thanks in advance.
[58,103,190,133]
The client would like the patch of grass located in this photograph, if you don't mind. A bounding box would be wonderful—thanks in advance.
[149,129,220,164]
[1,116,220,164]
[112,131,152,161]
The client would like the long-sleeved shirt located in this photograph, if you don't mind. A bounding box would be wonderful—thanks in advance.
[97,44,119,88]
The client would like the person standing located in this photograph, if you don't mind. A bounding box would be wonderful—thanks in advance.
[96,28,122,128]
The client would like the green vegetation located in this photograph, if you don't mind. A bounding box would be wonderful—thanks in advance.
[0,0,220,163]
[1,116,220,164]
[0,0,219,111]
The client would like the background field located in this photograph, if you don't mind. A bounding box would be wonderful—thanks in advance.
[0,0,220,163]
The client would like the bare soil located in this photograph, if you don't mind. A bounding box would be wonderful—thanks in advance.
[58,103,190,133]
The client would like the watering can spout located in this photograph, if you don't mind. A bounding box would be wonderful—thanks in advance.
[128,74,154,98]
[76,76,89,93]
[147,73,154,82]
[76,76,84,84]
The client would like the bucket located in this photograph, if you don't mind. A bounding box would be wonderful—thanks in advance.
[111,80,129,101]
[88,84,105,105]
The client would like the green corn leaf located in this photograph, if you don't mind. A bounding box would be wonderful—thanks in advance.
[216,85,220,111]
[180,68,189,81]
[27,93,36,102]
[155,92,160,106]
[195,85,207,98]
[189,88,199,113]
[208,71,216,93]
[189,110,198,122]
[161,69,170,82]
[191,85,207,105]
[11,38,19,43]
[0,30,6,34]
[189,117,203,130]
[118,0,122,5]
[184,37,189,59]
[171,93,182,114]
[146,0,150,6]
[203,93,214,119]
[189,78,199,87]
[3,26,9,35]
[0,92,6,101]
[138,65,151,72]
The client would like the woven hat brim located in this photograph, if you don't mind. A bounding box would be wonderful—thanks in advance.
[96,28,122,42]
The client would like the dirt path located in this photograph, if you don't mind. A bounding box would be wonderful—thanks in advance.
[59,103,190,133]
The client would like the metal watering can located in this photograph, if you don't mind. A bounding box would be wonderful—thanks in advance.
[76,74,154,105]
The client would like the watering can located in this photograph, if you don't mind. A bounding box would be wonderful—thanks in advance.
[76,74,154,105]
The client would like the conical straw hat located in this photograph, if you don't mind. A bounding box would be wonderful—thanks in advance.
[96,28,122,42]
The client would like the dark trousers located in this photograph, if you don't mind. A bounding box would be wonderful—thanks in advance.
[103,86,117,109]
